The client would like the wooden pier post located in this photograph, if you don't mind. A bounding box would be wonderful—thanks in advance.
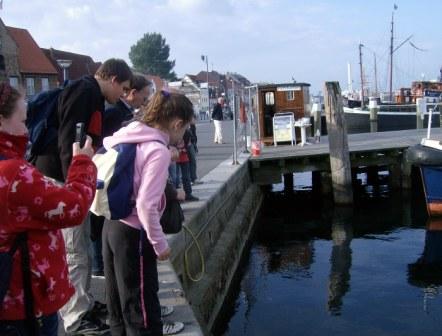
[283,173,294,193]
[389,163,402,190]
[324,82,353,204]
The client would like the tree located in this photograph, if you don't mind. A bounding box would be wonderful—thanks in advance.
[129,33,177,81]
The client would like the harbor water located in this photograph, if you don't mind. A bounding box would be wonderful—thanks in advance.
[216,172,442,335]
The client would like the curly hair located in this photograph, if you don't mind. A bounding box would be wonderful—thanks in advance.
[138,90,194,128]
[0,82,22,119]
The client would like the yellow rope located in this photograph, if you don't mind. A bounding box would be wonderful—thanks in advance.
[183,225,205,282]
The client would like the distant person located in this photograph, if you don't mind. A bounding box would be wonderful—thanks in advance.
[90,74,151,278]
[212,97,224,144]
[33,58,132,335]
[0,82,97,336]
[102,91,193,335]
[176,128,199,202]
[188,120,202,185]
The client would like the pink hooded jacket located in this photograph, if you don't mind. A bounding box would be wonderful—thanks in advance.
[103,121,170,256]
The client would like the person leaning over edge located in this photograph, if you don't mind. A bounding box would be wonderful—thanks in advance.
[102,91,192,335]
[0,82,97,336]
[103,74,152,138]
[33,58,132,335]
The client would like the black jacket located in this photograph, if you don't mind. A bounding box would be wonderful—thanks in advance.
[211,103,223,121]
[103,99,134,138]
[34,75,104,181]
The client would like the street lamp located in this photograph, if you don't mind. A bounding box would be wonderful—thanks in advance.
[201,55,210,115]
[56,59,72,83]
[231,78,239,165]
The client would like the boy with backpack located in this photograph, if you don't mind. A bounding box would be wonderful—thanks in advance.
[31,58,132,335]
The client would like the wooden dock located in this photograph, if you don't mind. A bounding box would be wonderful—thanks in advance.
[249,128,442,186]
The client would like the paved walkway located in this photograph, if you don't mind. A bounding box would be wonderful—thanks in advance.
[60,119,245,335]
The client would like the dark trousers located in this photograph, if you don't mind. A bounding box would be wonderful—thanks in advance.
[103,220,162,336]
[0,313,58,336]
[90,213,104,273]
[177,162,192,197]
[187,144,197,182]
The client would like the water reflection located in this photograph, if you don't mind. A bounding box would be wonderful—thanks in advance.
[408,218,442,315]
[327,208,353,315]
[408,218,442,287]
[220,186,439,336]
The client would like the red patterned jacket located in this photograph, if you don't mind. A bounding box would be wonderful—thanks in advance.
[0,131,97,320]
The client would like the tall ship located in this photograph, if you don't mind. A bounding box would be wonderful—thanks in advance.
[343,6,442,134]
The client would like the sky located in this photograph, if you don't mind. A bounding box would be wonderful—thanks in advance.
[1,0,441,94]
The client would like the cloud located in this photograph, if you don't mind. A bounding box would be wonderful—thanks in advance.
[64,5,91,20]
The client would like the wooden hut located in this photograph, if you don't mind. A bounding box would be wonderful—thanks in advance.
[256,82,311,144]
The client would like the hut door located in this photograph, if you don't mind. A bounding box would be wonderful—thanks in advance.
[262,91,276,137]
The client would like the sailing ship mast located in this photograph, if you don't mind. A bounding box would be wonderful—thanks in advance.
[389,7,395,103]
[359,43,364,108]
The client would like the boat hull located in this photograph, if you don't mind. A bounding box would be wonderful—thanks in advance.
[343,107,440,134]
[406,144,442,217]
[421,166,442,217]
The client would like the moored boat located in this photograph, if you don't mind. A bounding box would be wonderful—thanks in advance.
[406,137,442,217]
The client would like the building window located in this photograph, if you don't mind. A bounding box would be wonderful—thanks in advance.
[9,77,19,88]
[26,77,35,96]
[0,55,5,71]
[286,90,295,101]
[265,92,275,105]
[41,78,49,91]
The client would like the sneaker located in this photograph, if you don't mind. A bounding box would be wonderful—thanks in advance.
[161,305,174,317]
[68,312,110,335]
[185,195,199,202]
[191,180,203,186]
[163,321,184,335]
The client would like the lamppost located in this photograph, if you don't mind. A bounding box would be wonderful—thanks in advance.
[231,78,239,165]
[201,55,210,115]
[56,59,72,83]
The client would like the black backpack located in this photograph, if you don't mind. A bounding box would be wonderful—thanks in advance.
[26,80,74,161]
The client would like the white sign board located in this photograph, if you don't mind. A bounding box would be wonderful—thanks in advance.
[273,112,295,146]
[276,86,301,92]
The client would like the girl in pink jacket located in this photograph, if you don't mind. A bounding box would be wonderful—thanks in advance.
[102,91,194,335]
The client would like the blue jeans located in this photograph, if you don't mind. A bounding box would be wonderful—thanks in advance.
[0,313,58,336]
[169,163,181,189]
[177,162,192,197]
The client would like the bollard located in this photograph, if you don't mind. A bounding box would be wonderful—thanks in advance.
[416,98,426,129]
[369,97,378,133]
[312,102,322,138]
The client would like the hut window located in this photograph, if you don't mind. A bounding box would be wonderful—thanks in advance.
[26,77,35,96]
[265,92,274,105]
[286,90,295,101]
[41,77,49,91]
[0,55,4,71]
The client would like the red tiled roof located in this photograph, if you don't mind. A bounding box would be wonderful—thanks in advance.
[6,26,57,75]
[42,48,101,83]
